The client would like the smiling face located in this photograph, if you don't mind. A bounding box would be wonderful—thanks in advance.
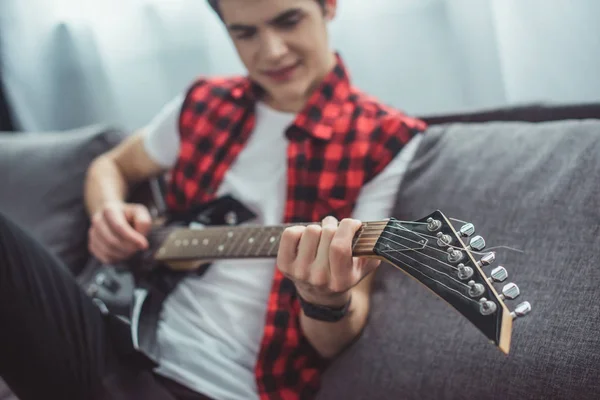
[217,0,337,112]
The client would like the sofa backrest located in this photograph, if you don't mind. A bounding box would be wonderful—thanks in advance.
[317,119,600,400]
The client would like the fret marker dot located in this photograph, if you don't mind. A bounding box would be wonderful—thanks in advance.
[183,240,189,246]
[248,238,255,244]
[218,245,224,252]
[192,239,199,246]
[203,239,209,245]
[269,237,275,243]
[228,232,234,238]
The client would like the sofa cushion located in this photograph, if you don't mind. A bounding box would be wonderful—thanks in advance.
[0,125,126,274]
[316,119,600,400]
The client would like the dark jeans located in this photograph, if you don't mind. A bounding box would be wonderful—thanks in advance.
[0,211,212,400]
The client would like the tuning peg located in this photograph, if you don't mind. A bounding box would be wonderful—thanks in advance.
[487,266,508,283]
[510,301,532,319]
[479,297,498,315]
[447,247,464,263]
[427,218,442,232]
[499,282,520,300]
[459,223,475,237]
[457,263,474,280]
[468,280,485,297]
[468,235,486,251]
[476,252,496,268]
[436,232,453,247]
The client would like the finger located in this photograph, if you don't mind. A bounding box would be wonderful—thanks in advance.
[93,216,138,255]
[276,226,304,276]
[127,204,153,236]
[329,218,362,292]
[296,224,322,266]
[104,207,148,249]
[310,216,338,287]
[89,232,125,264]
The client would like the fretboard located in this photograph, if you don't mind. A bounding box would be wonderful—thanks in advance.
[153,222,387,262]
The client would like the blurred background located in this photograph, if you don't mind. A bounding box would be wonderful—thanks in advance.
[1,0,599,132]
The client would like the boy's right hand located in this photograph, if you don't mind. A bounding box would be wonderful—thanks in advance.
[88,202,152,264]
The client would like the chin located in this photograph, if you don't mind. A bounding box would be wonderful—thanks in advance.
[267,79,312,103]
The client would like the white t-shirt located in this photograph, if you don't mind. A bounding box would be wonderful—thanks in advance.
[142,94,422,400]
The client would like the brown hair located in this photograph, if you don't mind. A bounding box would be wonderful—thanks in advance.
[207,0,326,19]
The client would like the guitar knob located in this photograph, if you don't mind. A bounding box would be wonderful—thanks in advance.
[511,301,532,319]
[499,282,520,300]
[468,235,486,251]
[487,266,508,283]
[476,252,496,268]
[459,223,475,237]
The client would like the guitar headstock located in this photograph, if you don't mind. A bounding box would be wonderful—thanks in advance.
[374,210,531,354]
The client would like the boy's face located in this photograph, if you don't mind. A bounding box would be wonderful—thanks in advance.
[218,0,337,111]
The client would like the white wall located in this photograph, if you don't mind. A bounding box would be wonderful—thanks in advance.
[1,0,599,132]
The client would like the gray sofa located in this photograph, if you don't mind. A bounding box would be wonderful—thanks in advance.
[1,105,599,399]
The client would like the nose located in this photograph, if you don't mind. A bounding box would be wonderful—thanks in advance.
[260,30,288,63]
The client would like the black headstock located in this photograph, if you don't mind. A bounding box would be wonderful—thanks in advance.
[374,210,531,354]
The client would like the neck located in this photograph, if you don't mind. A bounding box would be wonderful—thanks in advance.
[152,220,386,263]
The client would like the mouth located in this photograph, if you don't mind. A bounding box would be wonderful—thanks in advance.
[262,61,300,82]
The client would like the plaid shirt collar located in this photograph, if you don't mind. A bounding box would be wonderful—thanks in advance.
[229,52,351,142]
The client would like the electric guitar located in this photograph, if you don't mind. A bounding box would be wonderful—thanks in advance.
[83,179,532,355]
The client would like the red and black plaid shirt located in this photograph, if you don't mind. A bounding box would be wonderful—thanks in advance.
[165,54,426,400]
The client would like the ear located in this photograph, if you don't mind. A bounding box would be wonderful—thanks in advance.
[323,0,337,21]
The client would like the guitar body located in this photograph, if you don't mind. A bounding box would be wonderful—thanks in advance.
[77,177,255,319]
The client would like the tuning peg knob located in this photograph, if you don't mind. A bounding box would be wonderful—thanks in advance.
[476,252,496,268]
[459,223,475,237]
[468,235,486,251]
[487,266,508,283]
[499,282,520,300]
[511,301,532,319]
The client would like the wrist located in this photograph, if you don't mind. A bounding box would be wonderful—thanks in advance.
[297,291,352,323]
[297,289,351,308]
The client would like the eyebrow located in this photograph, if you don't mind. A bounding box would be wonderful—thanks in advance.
[228,8,302,31]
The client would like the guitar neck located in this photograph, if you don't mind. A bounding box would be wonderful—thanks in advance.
[153,221,387,262]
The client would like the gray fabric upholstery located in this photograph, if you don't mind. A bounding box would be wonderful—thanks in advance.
[317,120,600,400]
[0,125,126,400]
[0,125,126,274]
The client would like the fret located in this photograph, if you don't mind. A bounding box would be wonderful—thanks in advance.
[254,227,271,257]
[266,227,281,257]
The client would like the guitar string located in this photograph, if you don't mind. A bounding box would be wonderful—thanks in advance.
[152,223,473,266]
[377,235,464,279]
[154,223,476,290]
[374,230,460,271]
[149,223,496,303]
[150,220,507,275]
[377,236,471,289]
[381,251,481,304]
